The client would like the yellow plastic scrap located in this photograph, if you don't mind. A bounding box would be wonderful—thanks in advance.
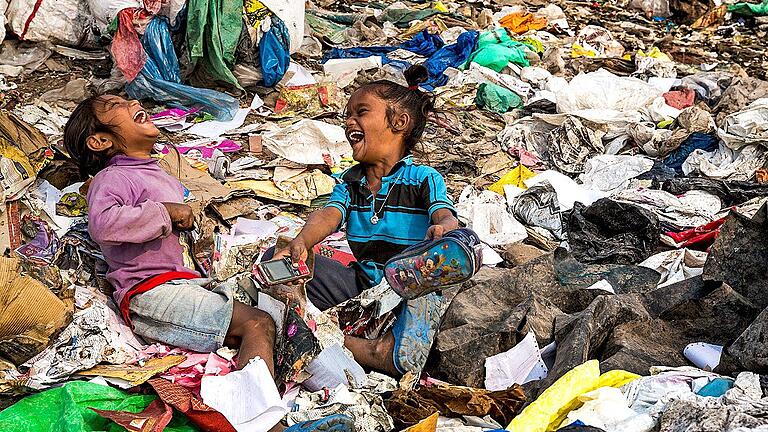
[499,12,548,35]
[432,1,449,13]
[570,43,597,58]
[330,157,357,174]
[507,360,601,432]
[401,17,448,39]
[489,165,535,195]
[506,361,641,432]
[520,37,545,54]
[405,413,439,432]
[244,0,270,31]
[658,119,674,128]
[598,369,641,389]
[637,47,672,62]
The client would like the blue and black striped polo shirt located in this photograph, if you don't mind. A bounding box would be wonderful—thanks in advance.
[325,156,456,285]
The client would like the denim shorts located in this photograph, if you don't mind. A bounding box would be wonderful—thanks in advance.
[129,278,234,353]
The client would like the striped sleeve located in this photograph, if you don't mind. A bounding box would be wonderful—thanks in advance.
[420,169,456,218]
[324,181,351,225]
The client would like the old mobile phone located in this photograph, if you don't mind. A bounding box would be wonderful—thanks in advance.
[255,257,311,285]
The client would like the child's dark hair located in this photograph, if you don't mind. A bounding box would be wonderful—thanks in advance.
[356,64,435,153]
[63,95,121,177]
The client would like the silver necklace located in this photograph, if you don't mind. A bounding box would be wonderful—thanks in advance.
[368,172,403,225]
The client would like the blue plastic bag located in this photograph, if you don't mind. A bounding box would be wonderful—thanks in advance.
[398,31,445,56]
[142,17,181,83]
[126,17,240,121]
[260,17,291,87]
[322,30,477,91]
[323,31,444,64]
[663,132,719,172]
[421,30,479,90]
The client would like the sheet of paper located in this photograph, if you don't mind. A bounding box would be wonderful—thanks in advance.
[303,344,367,392]
[524,170,605,211]
[484,331,548,391]
[377,290,403,318]
[585,279,616,294]
[201,358,287,432]
[273,166,308,188]
[283,62,317,86]
[261,119,350,166]
[34,180,85,236]
[684,342,723,371]
[232,218,279,238]
[226,123,265,135]
[186,95,264,139]
[481,244,503,266]
[539,341,557,370]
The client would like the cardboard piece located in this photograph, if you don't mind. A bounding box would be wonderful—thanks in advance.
[78,355,187,387]
[0,257,70,365]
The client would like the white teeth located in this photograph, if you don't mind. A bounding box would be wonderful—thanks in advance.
[348,131,364,142]
[133,111,147,123]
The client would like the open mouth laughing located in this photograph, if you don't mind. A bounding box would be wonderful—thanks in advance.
[346,130,364,144]
[132,110,150,124]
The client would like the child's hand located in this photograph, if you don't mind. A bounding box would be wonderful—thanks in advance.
[425,224,446,240]
[273,238,310,286]
[162,203,195,231]
[274,237,309,262]
[426,209,459,240]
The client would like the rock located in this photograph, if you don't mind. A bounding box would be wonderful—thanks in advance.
[429,264,566,387]
[430,249,664,388]
[725,307,768,374]
[703,203,768,309]
[502,242,546,266]
[542,294,650,390]
[659,398,768,431]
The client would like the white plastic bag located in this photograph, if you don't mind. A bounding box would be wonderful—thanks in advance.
[87,0,142,33]
[456,186,527,246]
[261,0,306,53]
[639,249,707,288]
[262,120,351,166]
[555,69,662,116]
[682,143,768,181]
[525,170,605,211]
[7,0,96,47]
[578,154,655,194]
[613,188,722,228]
[717,98,768,149]
[563,387,638,429]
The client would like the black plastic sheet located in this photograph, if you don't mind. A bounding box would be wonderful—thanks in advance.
[564,199,660,265]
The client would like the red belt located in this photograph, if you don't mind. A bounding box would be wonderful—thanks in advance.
[119,271,199,327]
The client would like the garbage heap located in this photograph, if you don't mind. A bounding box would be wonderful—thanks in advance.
[0,0,768,431]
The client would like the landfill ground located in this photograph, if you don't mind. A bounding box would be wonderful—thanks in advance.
[1,0,768,431]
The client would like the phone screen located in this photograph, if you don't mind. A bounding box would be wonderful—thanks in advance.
[262,260,294,280]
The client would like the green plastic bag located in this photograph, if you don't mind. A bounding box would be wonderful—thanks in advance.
[467,29,532,71]
[476,28,518,49]
[728,0,768,15]
[0,381,197,432]
[475,83,523,113]
[186,0,243,88]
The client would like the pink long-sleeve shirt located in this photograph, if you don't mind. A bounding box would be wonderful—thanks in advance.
[86,154,199,305]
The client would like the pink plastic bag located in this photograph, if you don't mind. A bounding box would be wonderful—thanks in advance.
[111,8,147,82]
